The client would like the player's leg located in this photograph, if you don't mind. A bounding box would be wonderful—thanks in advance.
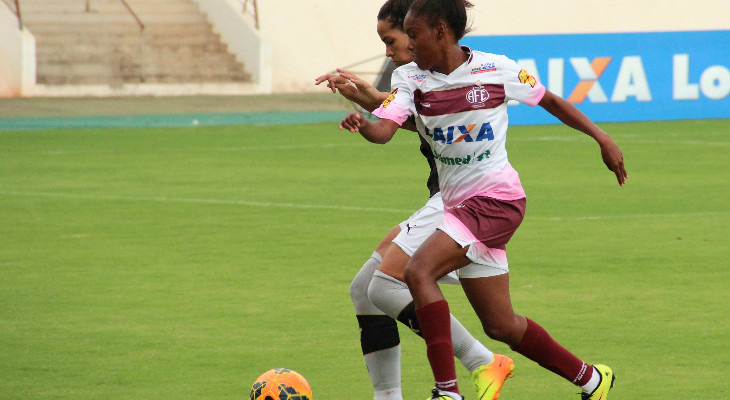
[350,225,403,400]
[403,230,473,398]
[460,274,613,398]
[450,196,612,399]
[403,197,527,399]
[371,193,496,375]
[368,244,495,372]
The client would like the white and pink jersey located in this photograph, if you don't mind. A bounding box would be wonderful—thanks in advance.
[373,47,545,209]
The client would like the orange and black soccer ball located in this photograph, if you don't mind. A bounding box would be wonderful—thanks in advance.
[249,368,313,400]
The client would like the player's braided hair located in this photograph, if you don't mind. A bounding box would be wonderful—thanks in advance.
[407,0,474,40]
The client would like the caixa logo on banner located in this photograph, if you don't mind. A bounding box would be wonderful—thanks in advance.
[463,30,730,124]
[515,54,730,103]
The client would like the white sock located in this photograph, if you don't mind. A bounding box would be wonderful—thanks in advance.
[374,387,403,400]
[364,348,402,398]
[580,367,601,394]
[454,338,494,373]
[351,252,384,315]
[352,253,403,399]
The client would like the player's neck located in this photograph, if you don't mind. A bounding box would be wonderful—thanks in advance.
[431,44,469,75]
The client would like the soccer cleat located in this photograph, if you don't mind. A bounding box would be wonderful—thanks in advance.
[427,387,464,400]
[581,364,615,400]
[471,354,515,400]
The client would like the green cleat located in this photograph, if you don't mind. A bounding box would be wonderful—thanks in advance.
[471,354,515,400]
[581,364,615,400]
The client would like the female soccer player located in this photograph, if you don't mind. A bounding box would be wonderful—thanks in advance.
[316,2,515,400]
[339,1,627,399]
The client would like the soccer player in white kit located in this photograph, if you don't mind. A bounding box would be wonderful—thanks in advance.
[316,1,514,400]
[339,1,628,399]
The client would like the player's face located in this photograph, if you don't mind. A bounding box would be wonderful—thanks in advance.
[377,19,412,67]
[403,12,440,71]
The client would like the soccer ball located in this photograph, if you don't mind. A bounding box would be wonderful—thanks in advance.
[249,368,313,400]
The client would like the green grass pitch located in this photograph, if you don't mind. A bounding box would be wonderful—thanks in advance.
[1,118,728,399]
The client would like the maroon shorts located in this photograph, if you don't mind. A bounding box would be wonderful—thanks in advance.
[446,196,526,250]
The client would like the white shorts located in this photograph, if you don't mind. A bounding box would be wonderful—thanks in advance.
[392,193,460,284]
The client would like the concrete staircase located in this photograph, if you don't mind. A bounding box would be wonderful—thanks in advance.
[7,0,250,88]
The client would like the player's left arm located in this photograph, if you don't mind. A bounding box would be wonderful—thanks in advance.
[538,90,628,186]
[339,113,400,144]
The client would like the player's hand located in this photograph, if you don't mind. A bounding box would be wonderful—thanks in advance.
[335,69,369,87]
[314,73,349,93]
[314,72,363,104]
[599,137,628,186]
[339,112,364,133]
[336,68,380,102]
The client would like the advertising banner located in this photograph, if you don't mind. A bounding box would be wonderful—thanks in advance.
[462,30,730,125]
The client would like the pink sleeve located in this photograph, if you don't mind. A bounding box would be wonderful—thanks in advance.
[372,70,416,125]
[372,102,411,126]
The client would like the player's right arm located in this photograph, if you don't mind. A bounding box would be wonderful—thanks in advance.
[337,64,418,142]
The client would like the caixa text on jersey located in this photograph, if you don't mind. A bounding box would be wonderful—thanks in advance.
[423,122,495,144]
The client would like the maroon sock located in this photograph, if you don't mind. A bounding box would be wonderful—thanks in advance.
[512,318,593,386]
[415,300,459,394]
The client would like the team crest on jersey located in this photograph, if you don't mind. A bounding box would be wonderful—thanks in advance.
[381,88,398,108]
[471,62,497,74]
[466,86,490,107]
[518,69,537,88]
[408,74,427,83]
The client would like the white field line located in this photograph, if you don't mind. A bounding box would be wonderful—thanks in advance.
[0,191,413,214]
[25,142,375,156]
[199,142,373,152]
[529,211,729,221]
[13,135,730,156]
[2,190,727,220]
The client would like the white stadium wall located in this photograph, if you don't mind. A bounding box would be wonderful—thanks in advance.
[0,4,35,97]
[192,0,273,93]
[1,0,728,97]
[256,0,730,93]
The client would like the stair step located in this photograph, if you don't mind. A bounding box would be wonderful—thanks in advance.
[24,13,209,24]
[38,72,251,85]
[16,0,252,85]
[36,42,230,56]
[31,25,219,39]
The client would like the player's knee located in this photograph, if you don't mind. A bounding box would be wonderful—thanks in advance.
[481,319,521,345]
[366,276,385,310]
[482,324,510,342]
[402,257,435,289]
[357,314,400,354]
[349,272,369,305]
[402,263,419,289]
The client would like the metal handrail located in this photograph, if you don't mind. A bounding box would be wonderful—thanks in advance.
[85,0,146,82]
[13,0,23,29]
[243,0,259,29]
[118,0,145,82]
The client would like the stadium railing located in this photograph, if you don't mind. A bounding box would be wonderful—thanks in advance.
[242,0,259,29]
[86,0,146,82]
[7,0,22,29]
